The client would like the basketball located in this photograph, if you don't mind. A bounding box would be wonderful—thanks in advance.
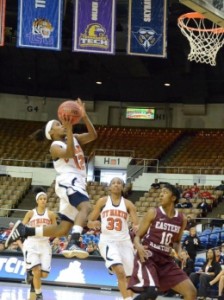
[58,100,82,125]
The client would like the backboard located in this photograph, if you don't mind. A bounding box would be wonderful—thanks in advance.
[179,0,224,27]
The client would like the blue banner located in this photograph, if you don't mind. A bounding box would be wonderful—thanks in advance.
[0,253,118,289]
[73,0,116,54]
[128,0,167,57]
[0,0,5,46]
[17,0,63,50]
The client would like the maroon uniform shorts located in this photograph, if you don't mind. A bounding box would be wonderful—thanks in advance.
[128,249,188,293]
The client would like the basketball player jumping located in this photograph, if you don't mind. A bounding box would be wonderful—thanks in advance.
[5,98,97,259]
[128,183,197,300]
[87,177,139,300]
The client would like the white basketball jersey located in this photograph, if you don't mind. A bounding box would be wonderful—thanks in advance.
[100,196,130,242]
[52,136,86,179]
[27,208,51,241]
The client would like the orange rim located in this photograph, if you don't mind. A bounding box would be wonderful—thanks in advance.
[178,12,224,33]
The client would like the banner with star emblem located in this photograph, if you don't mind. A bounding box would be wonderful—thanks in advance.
[128,0,167,57]
[73,0,116,54]
[17,0,63,50]
[0,0,6,46]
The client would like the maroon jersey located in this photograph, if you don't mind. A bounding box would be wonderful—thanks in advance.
[142,206,184,256]
[128,207,188,293]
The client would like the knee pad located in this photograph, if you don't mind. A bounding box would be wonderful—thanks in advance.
[144,286,159,300]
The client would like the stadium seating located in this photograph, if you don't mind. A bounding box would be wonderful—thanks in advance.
[194,256,206,269]
[208,233,219,248]
[198,235,209,249]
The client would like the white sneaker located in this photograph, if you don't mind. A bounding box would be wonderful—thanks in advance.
[62,244,89,259]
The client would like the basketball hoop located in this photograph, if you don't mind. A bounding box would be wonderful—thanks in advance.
[178,12,224,66]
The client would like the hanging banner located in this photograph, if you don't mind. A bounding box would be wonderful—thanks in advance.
[0,0,6,46]
[73,0,116,54]
[128,0,167,57]
[17,0,63,51]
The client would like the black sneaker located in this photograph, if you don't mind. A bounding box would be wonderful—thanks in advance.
[5,220,26,248]
[26,270,33,285]
[36,293,43,300]
[30,277,35,293]
[62,244,89,259]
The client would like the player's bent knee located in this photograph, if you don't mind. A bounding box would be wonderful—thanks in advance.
[112,265,126,279]
[33,269,41,278]
[115,270,126,280]
[144,287,159,300]
[41,272,49,278]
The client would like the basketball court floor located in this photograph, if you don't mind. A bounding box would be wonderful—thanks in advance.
[0,281,181,300]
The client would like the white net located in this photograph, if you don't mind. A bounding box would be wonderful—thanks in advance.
[178,12,224,66]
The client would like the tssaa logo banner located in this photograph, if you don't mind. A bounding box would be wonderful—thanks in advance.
[128,0,167,57]
[17,0,63,50]
[73,0,116,54]
[0,0,6,46]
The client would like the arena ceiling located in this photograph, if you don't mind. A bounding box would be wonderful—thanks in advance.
[0,0,224,104]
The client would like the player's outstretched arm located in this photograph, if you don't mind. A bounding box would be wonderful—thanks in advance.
[75,98,97,145]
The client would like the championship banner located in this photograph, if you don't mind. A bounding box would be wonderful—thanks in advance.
[73,0,116,54]
[17,0,63,50]
[128,0,167,57]
[0,0,6,46]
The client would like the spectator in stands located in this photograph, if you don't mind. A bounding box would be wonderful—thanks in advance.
[197,198,209,217]
[87,177,139,300]
[0,222,15,241]
[182,227,201,263]
[5,99,98,261]
[151,178,161,189]
[215,180,224,203]
[221,244,224,262]
[181,197,193,209]
[78,235,88,250]
[7,240,23,252]
[185,215,197,231]
[189,248,222,300]
[179,249,195,276]
[209,268,224,299]
[175,199,192,209]
[51,238,63,254]
[215,181,224,192]
[59,237,68,251]
[190,183,200,198]
[215,247,224,265]
[85,241,100,256]
[22,186,57,300]
[182,190,194,200]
